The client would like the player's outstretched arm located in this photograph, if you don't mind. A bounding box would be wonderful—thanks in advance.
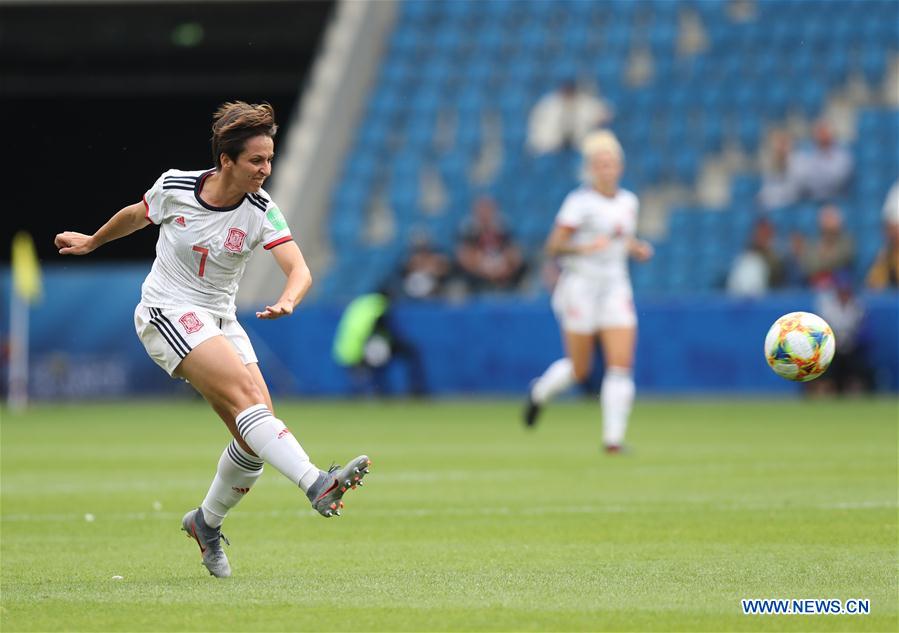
[628,238,654,262]
[256,240,312,320]
[545,224,608,256]
[55,201,150,256]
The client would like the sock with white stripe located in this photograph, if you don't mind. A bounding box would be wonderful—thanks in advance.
[235,404,320,492]
[201,440,263,528]
[600,367,635,447]
[531,358,576,404]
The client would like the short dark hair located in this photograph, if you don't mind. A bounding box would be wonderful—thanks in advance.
[211,101,278,169]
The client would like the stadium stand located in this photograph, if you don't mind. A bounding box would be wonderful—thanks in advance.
[321,0,898,300]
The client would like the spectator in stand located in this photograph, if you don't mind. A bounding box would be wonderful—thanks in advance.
[757,129,800,210]
[813,273,875,394]
[866,180,899,290]
[455,195,525,292]
[726,217,786,296]
[527,79,613,155]
[333,289,427,397]
[791,204,855,289]
[792,118,854,203]
[399,231,451,300]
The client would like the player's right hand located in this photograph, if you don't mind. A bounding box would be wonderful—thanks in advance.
[578,235,610,254]
[54,232,96,256]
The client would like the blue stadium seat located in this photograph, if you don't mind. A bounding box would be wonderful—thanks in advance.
[786,46,817,79]
[602,21,631,54]
[828,16,855,48]
[633,152,662,187]
[730,81,760,114]
[736,117,762,154]
[343,153,379,183]
[456,117,482,153]
[699,117,724,154]
[762,83,790,120]
[388,27,422,55]
[822,48,851,87]
[793,204,820,236]
[648,21,677,56]
[731,174,760,205]
[667,113,692,151]
[768,19,797,51]
[751,49,779,79]
[861,12,894,48]
[800,15,829,49]
[380,56,415,87]
[726,213,754,248]
[857,169,888,203]
[665,83,693,113]
[671,148,701,185]
[398,0,435,23]
[860,45,888,86]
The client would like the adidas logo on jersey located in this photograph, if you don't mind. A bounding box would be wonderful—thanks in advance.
[175,216,187,227]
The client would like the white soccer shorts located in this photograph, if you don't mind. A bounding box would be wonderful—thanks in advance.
[134,303,258,376]
[551,272,637,334]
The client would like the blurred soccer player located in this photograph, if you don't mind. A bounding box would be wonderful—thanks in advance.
[54,101,370,578]
[524,130,653,452]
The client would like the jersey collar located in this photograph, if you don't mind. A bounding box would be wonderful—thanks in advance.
[194,169,246,212]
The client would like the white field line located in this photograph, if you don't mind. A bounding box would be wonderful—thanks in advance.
[1,499,895,523]
[0,470,523,495]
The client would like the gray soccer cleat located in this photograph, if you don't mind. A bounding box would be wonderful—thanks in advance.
[306,455,372,518]
[523,393,542,428]
[181,507,231,578]
[523,380,542,429]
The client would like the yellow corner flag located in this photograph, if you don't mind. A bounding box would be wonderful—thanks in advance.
[11,231,42,304]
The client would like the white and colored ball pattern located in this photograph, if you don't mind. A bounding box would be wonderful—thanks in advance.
[764,312,836,382]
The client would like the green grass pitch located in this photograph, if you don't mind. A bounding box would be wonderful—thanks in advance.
[2,398,896,632]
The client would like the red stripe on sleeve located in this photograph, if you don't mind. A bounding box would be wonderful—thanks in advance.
[143,195,156,225]
[263,236,293,250]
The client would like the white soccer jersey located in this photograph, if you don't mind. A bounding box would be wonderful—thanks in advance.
[140,168,292,318]
[554,186,639,281]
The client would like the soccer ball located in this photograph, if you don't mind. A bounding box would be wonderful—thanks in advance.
[764,312,836,382]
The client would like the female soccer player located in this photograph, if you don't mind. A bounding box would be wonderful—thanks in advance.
[54,101,370,578]
[524,130,653,452]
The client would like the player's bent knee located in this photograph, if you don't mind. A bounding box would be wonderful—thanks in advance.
[233,375,265,409]
[212,372,266,415]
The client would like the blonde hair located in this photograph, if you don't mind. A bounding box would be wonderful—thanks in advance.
[581,129,623,160]
[580,129,624,183]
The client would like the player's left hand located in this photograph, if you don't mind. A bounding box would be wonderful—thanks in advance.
[631,240,654,262]
[256,301,294,319]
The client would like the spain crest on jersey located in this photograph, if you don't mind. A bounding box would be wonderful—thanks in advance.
[224,227,247,253]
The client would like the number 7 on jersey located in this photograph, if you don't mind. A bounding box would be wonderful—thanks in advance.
[192,245,209,277]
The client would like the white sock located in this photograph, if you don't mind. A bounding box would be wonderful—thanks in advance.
[600,367,635,447]
[236,404,319,491]
[531,358,576,404]
[201,440,264,528]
